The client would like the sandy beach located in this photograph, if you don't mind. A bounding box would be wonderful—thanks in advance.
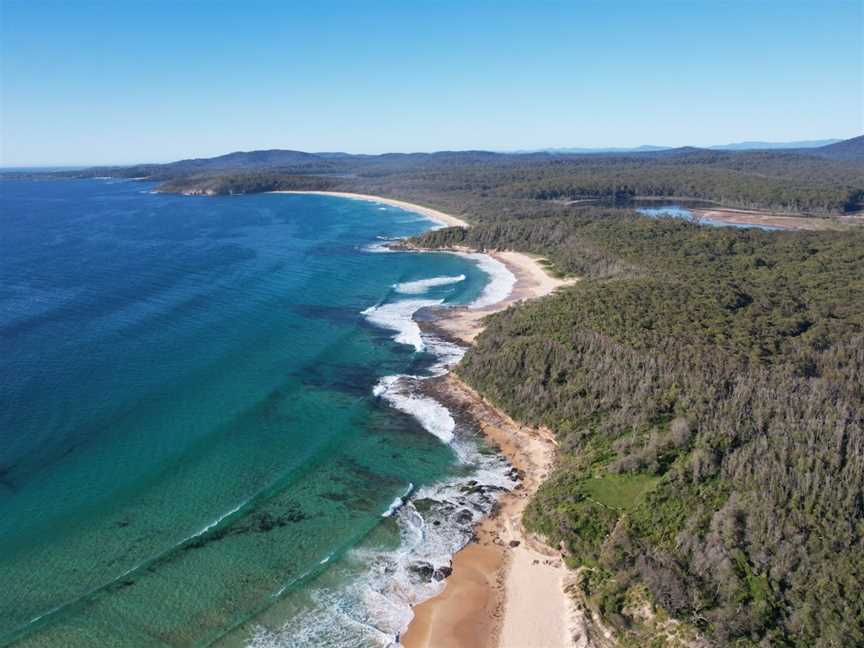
[424,249,576,344]
[403,375,578,648]
[272,191,470,228]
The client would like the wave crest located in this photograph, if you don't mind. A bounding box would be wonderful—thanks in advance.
[373,376,455,444]
[361,299,442,352]
[393,275,465,295]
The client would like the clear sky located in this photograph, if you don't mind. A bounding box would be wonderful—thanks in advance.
[1,0,862,165]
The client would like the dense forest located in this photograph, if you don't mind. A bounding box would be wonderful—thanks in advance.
[149,145,864,215]
[7,137,864,646]
[7,136,864,216]
[416,216,864,647]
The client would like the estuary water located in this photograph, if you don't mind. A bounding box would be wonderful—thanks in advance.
[0,180,514,647]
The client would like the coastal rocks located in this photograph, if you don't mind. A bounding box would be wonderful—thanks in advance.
[460,480,507,497]
[408,561,454,582]
[455,508,474,525]
[436,565,453,580]
[411,497,436,513]
[409,561,435,580]
[460,482,483,494]
[180,188,218,196]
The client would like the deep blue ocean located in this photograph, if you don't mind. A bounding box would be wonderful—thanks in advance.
[0,179,514,647]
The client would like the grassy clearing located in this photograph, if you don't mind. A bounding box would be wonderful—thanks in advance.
[581,473,660,510]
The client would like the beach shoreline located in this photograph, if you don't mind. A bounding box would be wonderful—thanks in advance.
[270,191,470,228]
[281,191,577,647]
[417,248,576,344]
[399,250,579,648]
[278,190,578,647]
[403,373,579,648]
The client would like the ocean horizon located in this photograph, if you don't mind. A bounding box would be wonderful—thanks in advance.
[0,179,515,647]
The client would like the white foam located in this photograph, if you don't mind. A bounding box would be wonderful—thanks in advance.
[423,336,466,376]
[382,483,415,517]
[361,299,442,352]
[393,275,465,295]
[192,498,250,538]
[454,253,517,309]
[374,376,455,444]
[363,242,396,253]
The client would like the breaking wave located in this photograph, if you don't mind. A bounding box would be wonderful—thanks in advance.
[373,375,455,444]
[455,253,516,309]
[361,299,442,352]
[393,275,465,295]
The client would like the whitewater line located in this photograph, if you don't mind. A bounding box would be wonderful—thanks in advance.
[393,275,465,294]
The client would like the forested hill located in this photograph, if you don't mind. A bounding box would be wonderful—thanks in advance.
[415,213,864,648]
[149,135,862,216]
[154,141,864,216]
[806,134,864,161]
[7,135,864,216]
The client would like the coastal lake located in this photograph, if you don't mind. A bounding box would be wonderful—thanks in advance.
[568,196,784,230]
[635,203,782,230]
[0,180,515,647]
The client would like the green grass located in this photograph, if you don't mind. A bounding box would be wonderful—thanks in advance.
[581,473,660,510]
[628,478,729,550]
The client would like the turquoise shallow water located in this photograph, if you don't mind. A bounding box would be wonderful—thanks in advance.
[0,180,509,647]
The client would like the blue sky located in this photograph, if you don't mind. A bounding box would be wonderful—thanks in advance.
[1,0,861,165]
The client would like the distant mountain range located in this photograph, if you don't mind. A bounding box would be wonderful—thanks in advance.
[3,136,862,175]
[154,136,863,171]
[707,139,843,151]
[517,139,844,154]
[807,136,864,161]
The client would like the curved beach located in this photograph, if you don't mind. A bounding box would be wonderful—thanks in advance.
[275,191,470,228]
[278,191,578,647]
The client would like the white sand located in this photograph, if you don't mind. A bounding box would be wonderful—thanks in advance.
[271,191,469,228]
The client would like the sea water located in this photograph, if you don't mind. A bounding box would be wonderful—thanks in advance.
[0,180,515,647]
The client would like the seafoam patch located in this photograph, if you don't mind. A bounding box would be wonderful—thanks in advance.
[361,299,442,352]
